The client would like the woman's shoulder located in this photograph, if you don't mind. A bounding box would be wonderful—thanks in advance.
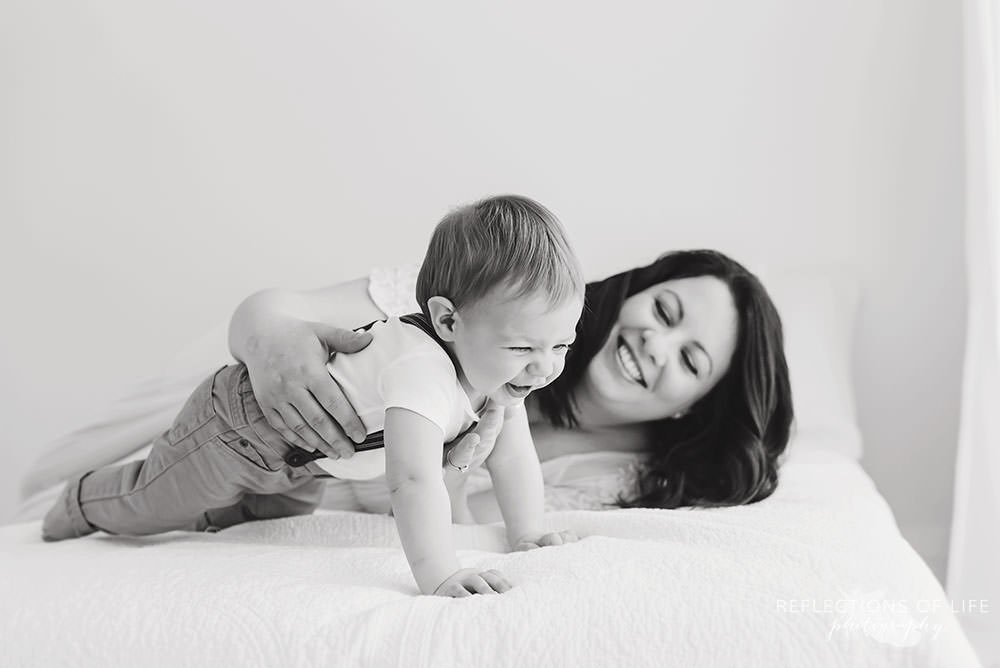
[368,263,420,317]
[540,450,644,484]
[540,451,644,510]
[462,449,643,511]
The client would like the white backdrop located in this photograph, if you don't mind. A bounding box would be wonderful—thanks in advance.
[1,2,964,581]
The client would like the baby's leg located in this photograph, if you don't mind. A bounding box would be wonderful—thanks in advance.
[41,449,245,540]
[42,366,306,540]
[197,477,326,531]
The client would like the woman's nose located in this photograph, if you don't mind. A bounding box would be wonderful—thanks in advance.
[641,328,671,367]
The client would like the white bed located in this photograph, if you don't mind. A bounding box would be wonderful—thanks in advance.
[2,267,983,666]
[1,440,980,667]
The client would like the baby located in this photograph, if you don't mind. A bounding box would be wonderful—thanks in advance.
[42,195,586,597]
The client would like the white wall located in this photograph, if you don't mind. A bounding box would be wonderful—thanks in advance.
[0,1,964,581]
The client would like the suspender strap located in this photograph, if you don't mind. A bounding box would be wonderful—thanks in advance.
[284,313,454,467]
[399,312,462,369]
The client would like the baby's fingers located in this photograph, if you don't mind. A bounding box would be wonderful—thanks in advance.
[442,585,471,598]
[467,576,500,595]
[537,530,578,547]
[480,570,513,593]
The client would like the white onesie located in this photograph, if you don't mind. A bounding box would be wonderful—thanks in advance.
[314,316,482,480]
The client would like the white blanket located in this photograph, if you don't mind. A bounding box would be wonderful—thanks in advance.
[1,450,980,667]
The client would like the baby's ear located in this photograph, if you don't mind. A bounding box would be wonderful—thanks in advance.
[426,296,458,341]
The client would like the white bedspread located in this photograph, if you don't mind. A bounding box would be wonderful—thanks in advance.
[1,450,980,667]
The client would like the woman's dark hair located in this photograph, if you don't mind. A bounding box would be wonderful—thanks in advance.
[533,249,793,509]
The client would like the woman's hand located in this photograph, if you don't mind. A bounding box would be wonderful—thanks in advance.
[432,568,512,597]
[244,319,373,458]
[441,405,504,523]
[442,405,504,480]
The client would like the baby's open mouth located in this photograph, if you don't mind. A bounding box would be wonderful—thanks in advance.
[616,336,647,388]
[505,383,533,398]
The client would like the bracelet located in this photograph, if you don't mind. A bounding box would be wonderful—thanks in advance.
[445,450,470,472]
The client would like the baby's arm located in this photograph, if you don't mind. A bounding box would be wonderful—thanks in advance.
[384,407,509,596]
[485,405,575,549]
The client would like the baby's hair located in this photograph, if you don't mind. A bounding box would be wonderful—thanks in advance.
[416,195,585,317]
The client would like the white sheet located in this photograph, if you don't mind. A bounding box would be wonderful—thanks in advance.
[0,449,980,667]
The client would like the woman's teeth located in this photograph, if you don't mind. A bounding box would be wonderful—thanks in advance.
[616,337,647,388]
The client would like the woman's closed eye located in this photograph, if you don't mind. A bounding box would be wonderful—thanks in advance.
[655,290,685,326]
[654,299,673,326]
[655,294,683,327]
[681,348,698,376]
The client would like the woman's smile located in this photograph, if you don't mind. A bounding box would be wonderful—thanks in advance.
[615,335,648,388]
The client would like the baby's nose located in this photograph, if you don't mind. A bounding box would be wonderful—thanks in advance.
[527,355,555,381]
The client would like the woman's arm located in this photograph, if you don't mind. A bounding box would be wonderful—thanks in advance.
[227,278,387,457]
[229,278,386,357]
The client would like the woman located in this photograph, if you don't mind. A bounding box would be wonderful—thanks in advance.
[230,249,793,517]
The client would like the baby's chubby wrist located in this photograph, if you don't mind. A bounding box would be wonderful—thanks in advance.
[414,559,464,595]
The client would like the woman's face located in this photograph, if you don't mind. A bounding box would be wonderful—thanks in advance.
[579,276,739,425]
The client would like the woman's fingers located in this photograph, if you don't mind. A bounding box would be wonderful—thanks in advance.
[477,406,504,444]
[304,372,368,446]
[258,373,363,458]
[312,323,373,355]
[441,403,505,471]
[241,320,371,455]
[271,406,326,454]
[289,399,356,460]
[448,433,479,468]
[296,385,359,458]
[310,324,372,442]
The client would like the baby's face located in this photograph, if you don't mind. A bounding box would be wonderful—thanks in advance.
[451,286,583,407]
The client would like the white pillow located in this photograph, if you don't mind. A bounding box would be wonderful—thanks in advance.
[758,265,863,459]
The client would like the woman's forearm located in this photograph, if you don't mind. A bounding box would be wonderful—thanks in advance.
[228,278,386,364]
[228,289,317,363]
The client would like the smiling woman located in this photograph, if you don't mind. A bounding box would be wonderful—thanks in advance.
[527,250,792,509]
[570,276,739,425]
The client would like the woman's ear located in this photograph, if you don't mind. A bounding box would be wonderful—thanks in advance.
[426,296,459,342]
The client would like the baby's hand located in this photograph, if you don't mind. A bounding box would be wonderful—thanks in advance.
[513,530,579,551]
[432,568,512,597]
